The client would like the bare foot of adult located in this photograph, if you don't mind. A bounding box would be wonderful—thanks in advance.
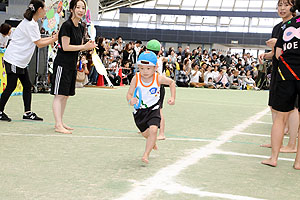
[280,146,297,153]
[157,135,166,140]
[260,143,271,148]
[63,123,74,130]
[261,158,277,167]
[55,126,72,134]
[293,163,300,170]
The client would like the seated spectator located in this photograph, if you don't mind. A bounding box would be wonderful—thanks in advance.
[211,53,220,68]
[107,61,121,86]
[212,66,219,82]
[204,65,215,89]
[0,23,12,48]
[190,63,205,88]
[76,55,89,88]
[176,63,189,87]
[229,70,241,89]
[215,68,229,89]
[239,66,246,76]
[244,70,259,90]
[235,58,243,70]
[122,61,134,85]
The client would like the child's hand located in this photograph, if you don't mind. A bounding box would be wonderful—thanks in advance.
[167,97,175,105]
[129,98,138,106]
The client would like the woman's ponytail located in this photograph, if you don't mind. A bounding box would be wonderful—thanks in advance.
[23,0,44,21]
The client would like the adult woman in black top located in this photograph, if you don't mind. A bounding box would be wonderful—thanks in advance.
[51,0,96,134]
[259,0,297,165]
[259,0,298,153]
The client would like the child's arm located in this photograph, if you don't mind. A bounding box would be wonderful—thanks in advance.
[158,75,176,105]
[126,76,138,106]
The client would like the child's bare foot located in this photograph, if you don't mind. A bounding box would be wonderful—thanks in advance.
[157,135,166,140]
[63,124,74,130]
[55,126,72,134]
[153,143,158,150]
[142,156,149,164]
[280,146,297,153]
[293,163,300,170]
[261,158,277,167]
[260,143,271,148]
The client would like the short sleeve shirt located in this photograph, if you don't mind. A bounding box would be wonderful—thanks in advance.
[271,22,282,73]
[276,15,300,80]
[54,19,84,69]
[4,19,41,68]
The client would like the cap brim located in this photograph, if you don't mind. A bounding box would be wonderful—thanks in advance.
[137,60,156,66]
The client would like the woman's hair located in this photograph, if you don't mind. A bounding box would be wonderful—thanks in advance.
[69,0,87,19]
[124,43,131,51]
[291,0,300,12]
[0,23,12,35]
[23,0,44,21]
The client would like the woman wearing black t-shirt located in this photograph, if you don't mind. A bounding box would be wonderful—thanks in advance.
[262,0,300,168]
[259,0,298,153]
[51,0,96,134]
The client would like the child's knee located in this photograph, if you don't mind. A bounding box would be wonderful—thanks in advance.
[149,125,158,133]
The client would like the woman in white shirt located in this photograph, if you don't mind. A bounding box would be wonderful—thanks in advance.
[0,0,58,122]
[0,23,12,48]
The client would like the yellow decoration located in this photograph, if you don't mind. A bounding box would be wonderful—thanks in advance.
[0,53,23,96]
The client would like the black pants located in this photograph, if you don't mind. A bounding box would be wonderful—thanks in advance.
[0,69,32,112]
[176,81,189,87]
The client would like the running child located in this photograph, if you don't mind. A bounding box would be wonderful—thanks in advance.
[0,0,58,122]
[127,51,176,164]
[262,0,300,168]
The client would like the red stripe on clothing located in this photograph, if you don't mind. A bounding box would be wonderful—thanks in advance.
[280,56,300,80]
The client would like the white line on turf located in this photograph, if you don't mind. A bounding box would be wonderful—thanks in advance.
[0,133,213,143]
[235,131,289,139]
[161,183,266,200]
[255,121,273,125]
[216,150,294,162]
[115,108,270,200]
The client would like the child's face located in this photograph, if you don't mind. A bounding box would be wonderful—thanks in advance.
[138,65,156,79]
[81,56,86,62]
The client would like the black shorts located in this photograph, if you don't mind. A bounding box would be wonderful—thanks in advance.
[272,80,300,112]
[268,70,277,107]
[133,103,161,132]
[159,85,165,108]
[50,63,77,96]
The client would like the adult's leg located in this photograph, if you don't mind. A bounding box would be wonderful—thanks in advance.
[260,107,277,148]
[281,108,298,153]
[0,73,18,111]
[261,111,289,167]
[53,95,71,134]
[18,70,32,112]
[294,113,300,169]
[157,109,166,140]
[60,96,73,130]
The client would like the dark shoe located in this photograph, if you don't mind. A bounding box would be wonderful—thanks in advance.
[0,112,12,122]
[23,112,43,121]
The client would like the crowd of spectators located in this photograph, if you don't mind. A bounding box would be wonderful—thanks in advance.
[76,35,272,90]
